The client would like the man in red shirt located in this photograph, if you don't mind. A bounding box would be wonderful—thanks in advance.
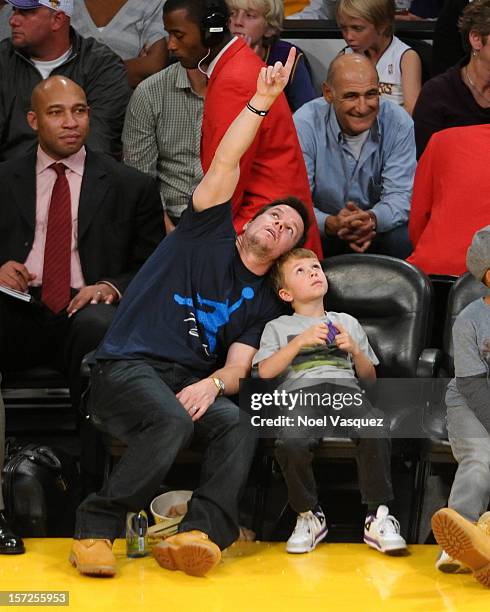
[163,0,322,257]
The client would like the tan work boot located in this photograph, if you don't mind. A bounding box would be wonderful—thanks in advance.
[152,530,221,577]
[432,508,490,587]
[69,539,116,577]
[477,511,490,537]
[436,511,490,573]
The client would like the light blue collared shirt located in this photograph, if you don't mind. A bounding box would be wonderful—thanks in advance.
[293,97,416,235]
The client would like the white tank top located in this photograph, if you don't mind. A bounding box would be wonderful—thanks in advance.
[343,36,411,106]
[376,36,411,106]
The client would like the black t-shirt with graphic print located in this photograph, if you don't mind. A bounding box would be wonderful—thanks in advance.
[96,199,282,376]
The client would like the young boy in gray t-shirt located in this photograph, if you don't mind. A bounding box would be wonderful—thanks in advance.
[432,226,490,587]
[253,248,406,555]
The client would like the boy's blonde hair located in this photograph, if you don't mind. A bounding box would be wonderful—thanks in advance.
[336,0,395,37]
[226,0,284,35]
[270,248,319,296]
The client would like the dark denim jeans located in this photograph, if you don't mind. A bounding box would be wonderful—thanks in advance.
[274,384,394,513]
[322,223,412,260]
[75,358,256,549]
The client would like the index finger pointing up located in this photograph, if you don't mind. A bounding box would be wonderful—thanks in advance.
[283,46,297,77]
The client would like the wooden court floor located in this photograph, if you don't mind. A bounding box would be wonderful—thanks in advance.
[2,540,490,611]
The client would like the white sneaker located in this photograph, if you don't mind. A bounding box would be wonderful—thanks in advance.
[435,549,471,573]
[286,508,328,554]
[364,505,407,554]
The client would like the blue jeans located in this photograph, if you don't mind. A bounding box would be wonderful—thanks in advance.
[447,404,490,522]
[75,359,256,549]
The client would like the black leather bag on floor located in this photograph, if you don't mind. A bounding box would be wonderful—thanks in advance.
[2,441,80,537]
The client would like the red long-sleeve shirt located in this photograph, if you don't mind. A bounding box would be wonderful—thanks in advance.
[201,38,323,258]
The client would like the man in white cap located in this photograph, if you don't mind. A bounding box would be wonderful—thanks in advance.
[0,0,131,160]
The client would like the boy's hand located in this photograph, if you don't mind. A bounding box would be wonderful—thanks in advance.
[334,323,360,356]
[295,324,329,349]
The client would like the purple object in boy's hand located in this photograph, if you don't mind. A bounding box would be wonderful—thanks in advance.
[326,320,339,344]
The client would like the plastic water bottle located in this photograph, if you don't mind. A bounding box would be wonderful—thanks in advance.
[126,510,149,558]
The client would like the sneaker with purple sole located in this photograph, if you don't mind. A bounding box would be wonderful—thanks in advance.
[364,505,407,555]
[286,506,328,554]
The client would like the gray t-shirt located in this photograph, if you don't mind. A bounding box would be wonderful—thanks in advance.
[446,298,490,409]
[253,311,379,391]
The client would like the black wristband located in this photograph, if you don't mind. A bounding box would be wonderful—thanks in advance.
[246,101,269,117]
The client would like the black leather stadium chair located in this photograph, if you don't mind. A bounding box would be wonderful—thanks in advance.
[1,366,74,435]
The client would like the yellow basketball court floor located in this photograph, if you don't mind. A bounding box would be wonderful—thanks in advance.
[2,540,490,611]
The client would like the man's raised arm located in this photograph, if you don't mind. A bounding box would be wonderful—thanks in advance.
[192,48,296,212]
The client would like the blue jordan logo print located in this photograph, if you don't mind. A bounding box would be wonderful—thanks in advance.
[174,287,255,354]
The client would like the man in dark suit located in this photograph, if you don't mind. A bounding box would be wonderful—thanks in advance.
[0,75,165,405]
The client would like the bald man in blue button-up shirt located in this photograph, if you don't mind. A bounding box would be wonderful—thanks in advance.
[294,54,416,258]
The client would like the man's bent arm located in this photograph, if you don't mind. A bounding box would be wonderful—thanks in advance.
[212,342,258,396]
[123,85,159,182]
[193,48,297,212]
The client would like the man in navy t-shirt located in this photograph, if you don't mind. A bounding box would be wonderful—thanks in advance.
[71,48,311,578]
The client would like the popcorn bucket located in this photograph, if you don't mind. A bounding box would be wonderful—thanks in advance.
[148,490,193,542]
